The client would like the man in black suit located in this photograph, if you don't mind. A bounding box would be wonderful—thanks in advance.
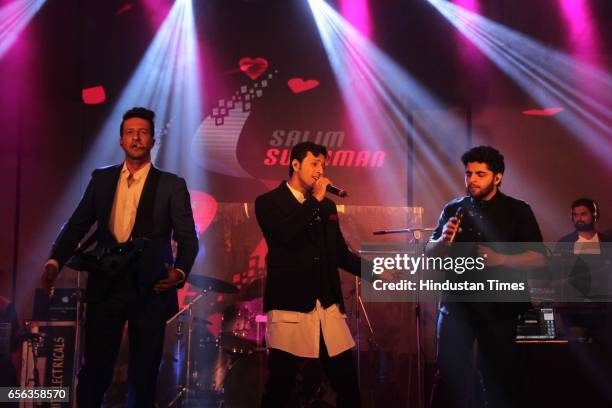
[255,142,363,407]
[40,107,199,407]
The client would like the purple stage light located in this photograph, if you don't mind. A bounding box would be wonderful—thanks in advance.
[339,0,371,38]
[0,0,47,58]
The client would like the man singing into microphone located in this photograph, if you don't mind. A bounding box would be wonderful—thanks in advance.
[427,146,544,408]
[255,141,363,407]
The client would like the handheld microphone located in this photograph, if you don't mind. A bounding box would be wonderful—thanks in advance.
[326,184,348,198]
[448,207,465,243]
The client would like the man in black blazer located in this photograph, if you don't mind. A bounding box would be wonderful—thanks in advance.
[255,142,364,407]
[40,107,198,407]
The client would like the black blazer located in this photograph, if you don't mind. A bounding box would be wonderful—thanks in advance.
[255,182,362,313]
[50,164,199,317]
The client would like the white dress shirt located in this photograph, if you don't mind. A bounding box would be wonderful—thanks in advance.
[109,162,151,243]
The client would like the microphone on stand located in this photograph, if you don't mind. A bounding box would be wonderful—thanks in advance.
[372,227,436,236]
[326,184,348,198]
[448,207,465,243]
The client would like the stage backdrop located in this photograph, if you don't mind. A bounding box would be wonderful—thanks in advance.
[0,1,610,366]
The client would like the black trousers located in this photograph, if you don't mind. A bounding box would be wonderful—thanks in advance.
[76,286,166,408]
[430,304,521,408]
[261,333,361,408]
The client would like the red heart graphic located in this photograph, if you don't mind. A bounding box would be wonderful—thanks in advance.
[522,107,564,117]
[82,86,106,105]
[287,78,320,94]
[239,57,269,80]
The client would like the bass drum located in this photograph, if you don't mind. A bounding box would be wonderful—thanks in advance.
[222,351,326,408]
[191,333,231,394]
[220,298,266,354]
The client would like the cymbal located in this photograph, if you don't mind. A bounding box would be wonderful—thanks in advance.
[188,275,239,294]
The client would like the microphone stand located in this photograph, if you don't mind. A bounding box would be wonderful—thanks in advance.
[372,227,435,236]
[372,227,435,408]
[353,268,380,408]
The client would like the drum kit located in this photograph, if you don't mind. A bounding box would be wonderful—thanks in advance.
[157,275,333,407]
[157,275,272,408]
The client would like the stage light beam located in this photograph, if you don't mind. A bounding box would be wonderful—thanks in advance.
[308,0,471,205]
[33,0,205,306]
[0,0,46,58]
[426,0,612,171]
[83,0,203,180]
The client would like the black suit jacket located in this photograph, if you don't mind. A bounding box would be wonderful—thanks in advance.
[50,164,199,318]
[255,182,362,313]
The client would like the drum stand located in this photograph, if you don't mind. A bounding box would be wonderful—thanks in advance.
[412,230,425,408]
[165,288,209,407]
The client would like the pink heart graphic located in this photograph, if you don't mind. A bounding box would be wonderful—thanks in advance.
[287,78,320,94]
[239,57,269,80]
[522,107,564,117]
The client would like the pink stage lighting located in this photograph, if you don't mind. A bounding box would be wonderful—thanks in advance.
[339,0,371,37]
[0,0,47,58]
[559,0,600,60]
[453,0,479,12]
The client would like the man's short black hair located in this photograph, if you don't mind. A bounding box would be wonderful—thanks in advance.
[461,145,505,175]
[289,142,328,177]
[120,107,155,137]
[571,198,598,218]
